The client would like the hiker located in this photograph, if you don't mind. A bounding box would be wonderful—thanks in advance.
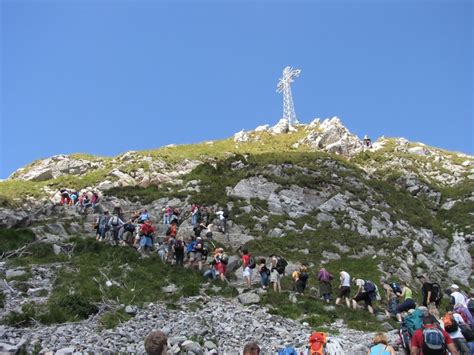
[335,270,351,308]
[144,330,168,355]
[396,280,416,322]
[363,134,372,148]
[163,206,172,225]
[240,248,254,288]
[70,191,79,206]
[382,279,399,319]
[59,189,71,205]
[270,255,286,293]
[318,266,333,303]
[166,221,178,239]
[443,305,471,354]
[216,208,227,233]
[193,237,206,271]
[191,203,200,225]
[108,213,125,244]
[139,220,156,254]
[243,342,260,355]
[120,220,137,246]
[308,332,327,355]
[96,211,110,241]
[292,265,309,294]
[367,332,396,355]
[91,191,99,210]
[258,258,270,289]
[352,278,375,314]
[139,209,150,223]
[449,285,468,308]
[203,256,217,280]
[80,193,92,213]
[215,248,228,282]
[200,205,209,226]
[410,314,459,355]
[419,275,442,307]
[172,237,185,266]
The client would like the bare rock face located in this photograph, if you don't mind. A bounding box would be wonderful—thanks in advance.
[10,155,103,181]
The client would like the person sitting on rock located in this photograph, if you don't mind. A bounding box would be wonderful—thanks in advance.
[367,332,396,355]
[335,270,351,308]
[80,193,92,214]
[352,278,375,314]
[243,342,260,355]
[144,330,168,355]
[318,266,333,303]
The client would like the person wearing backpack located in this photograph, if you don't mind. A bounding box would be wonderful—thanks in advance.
[449,285,468,308]
[258,258,270,290]
[411,314,458,355]
[96,211,110,241]
[240,249,254,288]
[368,332,396,355]
[270,255,282,293]
[419,276,442,308]
[108,213,124,244]
[139,220,156,254]
[443,305,470,354]
[214,248,227,282]
[396,281,417,322]
[335,270,351,308]
[172,237,185,266]
[382,279,399,319]
[352,278,375,314]
[318,266,333,303]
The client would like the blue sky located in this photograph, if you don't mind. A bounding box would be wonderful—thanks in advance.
[1,0,472,178]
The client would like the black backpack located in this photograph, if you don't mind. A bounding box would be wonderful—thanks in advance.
[364,281,376,293]
[390,282,402,295]
[174,240,184,252]
[248,256,256,269]
[223,210,229,219]
[468,298,474,314]
[431,283,442,304]
[276,258,288,274]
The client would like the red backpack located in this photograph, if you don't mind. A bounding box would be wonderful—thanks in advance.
[309,332,327,355]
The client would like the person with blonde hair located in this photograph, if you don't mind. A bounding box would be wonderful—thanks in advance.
[367,333,396,355]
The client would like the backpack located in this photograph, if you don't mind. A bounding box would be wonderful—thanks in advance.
[308,332,327,355]
[468,298,474,314]
[364,280,376,293]
[398,325,411,351]
[403,308,424,336]
[431,283,442,304]
[221,254,229,265]
[111,216,119,227]
[276,258,288,274]
[99,216,108,228]
[277,347,297,355]
[460,323,474,342]
[390,282,402,295]
[422,327,445,355]
[223,210,229,219]
[174,240,184,252]
[248,256,256,269]
[442,313,458,333]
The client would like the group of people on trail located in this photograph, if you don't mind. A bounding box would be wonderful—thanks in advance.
[58,188,100,213]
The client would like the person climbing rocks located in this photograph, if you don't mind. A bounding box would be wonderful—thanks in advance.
[335,270,351,308]
[318,266,333,303]
[292,265,309,294]
[396,280,416,322]
[352,278,375,314]
[419,275,442,308]
[381,279,399,320]
[215,208,227,234]
[108,212,125,244]
[258,258,270,290]
[410,314,459,355]
[95,210,110,241]
[240,248,254,288]
[139,220,156,255]
[270,255,284,293]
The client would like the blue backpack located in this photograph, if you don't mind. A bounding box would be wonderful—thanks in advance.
[364,280,376,293]
[278,347,297,355]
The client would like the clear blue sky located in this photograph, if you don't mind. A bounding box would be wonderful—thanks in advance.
[1,0,473,178]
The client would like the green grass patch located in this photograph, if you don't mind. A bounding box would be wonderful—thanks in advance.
[0,229,35,255]
[99,308,132,329]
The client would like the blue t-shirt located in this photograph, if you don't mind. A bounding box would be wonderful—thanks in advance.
[370,344,390,355]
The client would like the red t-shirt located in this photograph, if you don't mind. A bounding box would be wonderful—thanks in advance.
[242,254,250,267]
[411,325,453,354]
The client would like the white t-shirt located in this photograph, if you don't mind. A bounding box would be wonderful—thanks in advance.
[340,272,351,287]
[355,278,365,288]
[451,291,467,307]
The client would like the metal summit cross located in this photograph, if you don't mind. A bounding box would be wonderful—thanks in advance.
[276,66,301,127]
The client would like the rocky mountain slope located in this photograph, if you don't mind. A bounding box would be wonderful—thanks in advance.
[0,117,473,354]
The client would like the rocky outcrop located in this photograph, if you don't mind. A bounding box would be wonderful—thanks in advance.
[10,155,104,181]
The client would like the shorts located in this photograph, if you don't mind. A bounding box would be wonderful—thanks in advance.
[243,266,253,278]
[194,252,203,261]
[140,236,153,247]
[338,286,351,298]
[353,292,372,307]
[270,270,281,283]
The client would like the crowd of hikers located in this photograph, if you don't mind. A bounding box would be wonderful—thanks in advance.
[57,190,474,354]
[58,188,100,214]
